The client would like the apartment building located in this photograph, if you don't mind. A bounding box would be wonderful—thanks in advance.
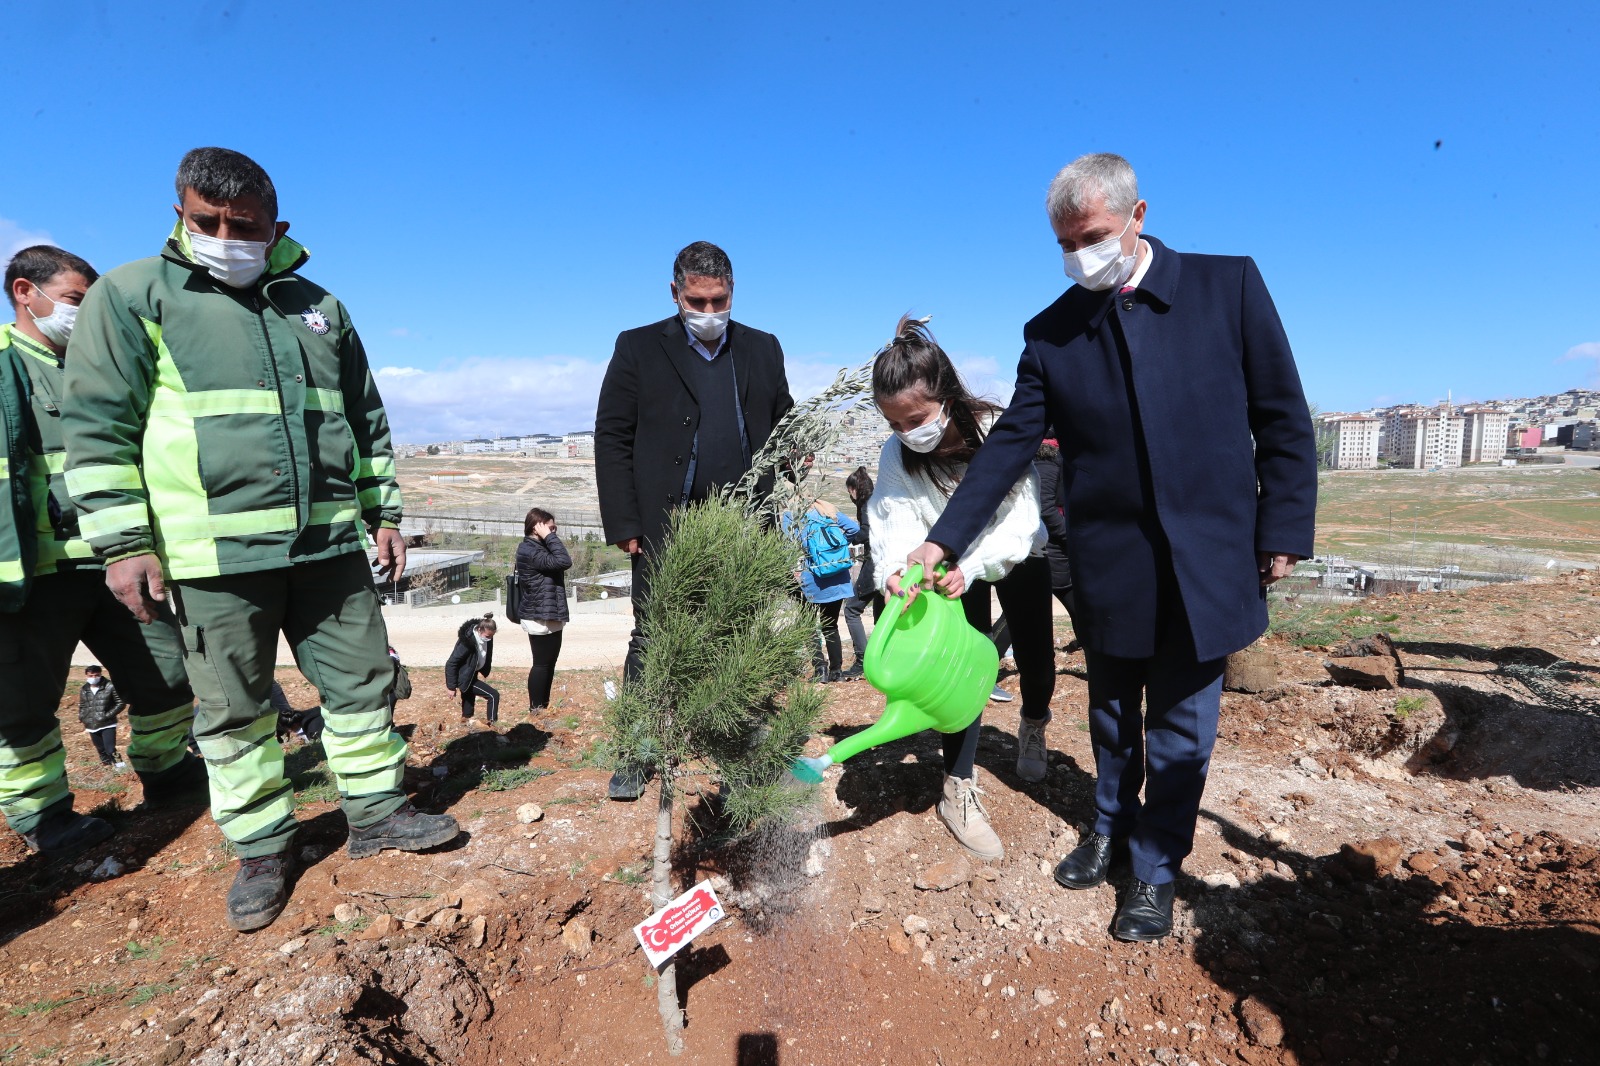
[1459,406,1510,464]
[1383,405,1465,468]
[1324,415,1381,469]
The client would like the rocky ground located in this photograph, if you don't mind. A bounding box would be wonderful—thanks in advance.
[2,571,1598,1066]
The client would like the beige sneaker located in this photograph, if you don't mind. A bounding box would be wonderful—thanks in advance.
[936,771,1004,860]
[1016,717,1048,783]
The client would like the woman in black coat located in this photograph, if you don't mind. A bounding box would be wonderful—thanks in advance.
[445,613,499,724]
[515,507,572,712]
[839,467,884,680]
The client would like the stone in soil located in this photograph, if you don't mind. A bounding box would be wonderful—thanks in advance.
[516,802,544,824]
[357,914,396,940]
[1339,837,1405,879]
[561,918,593,958]
[1238,995,1286,1047]
[1224,645,1279,693]
[453,878,504,917]
[915,857,971,891]
[1325,655,1399,689]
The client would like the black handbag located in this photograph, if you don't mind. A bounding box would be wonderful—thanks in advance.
[503,572,521,623]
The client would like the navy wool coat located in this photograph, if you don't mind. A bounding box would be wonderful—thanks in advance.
[926,236,1317,662]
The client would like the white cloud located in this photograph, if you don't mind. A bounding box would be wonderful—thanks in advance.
[1,217,55,259]
[375,355,609,444]
[1560,342,1600,386]
[375,349,1021,447]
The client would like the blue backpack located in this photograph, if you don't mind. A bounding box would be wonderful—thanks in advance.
[803,514,853,577]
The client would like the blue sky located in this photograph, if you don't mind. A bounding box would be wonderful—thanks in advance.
[5,1,1597,443]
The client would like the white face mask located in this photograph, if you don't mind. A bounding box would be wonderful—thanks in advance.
[27,288,78,346]
[188,228,272,288]
[681,306,730,343]
[894,404,948,454]
[1061,209,1138,291]
[87,676,102,686]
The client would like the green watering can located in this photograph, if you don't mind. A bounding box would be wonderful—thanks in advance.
[791,562,999,783]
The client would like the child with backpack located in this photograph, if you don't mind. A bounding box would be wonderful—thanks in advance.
[784,499,861,683]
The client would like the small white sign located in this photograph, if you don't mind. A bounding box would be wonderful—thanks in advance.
[633,880,725,968]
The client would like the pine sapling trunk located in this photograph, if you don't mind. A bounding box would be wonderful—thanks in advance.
[653,759,684,1056]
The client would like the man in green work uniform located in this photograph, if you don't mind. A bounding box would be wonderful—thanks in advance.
[1,245,204,858]
[63,148,458,932]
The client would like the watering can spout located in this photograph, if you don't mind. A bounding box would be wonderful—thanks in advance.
[789,754,832,783]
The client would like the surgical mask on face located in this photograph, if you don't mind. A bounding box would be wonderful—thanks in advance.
[894,404,948,454]
[681,305,731,343]
[187,228,272,288]
[1061,209,1138,291]
[28,288,78,346]
[87,677,102,686]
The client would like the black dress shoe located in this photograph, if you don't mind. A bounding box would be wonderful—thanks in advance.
[608,763,654,801]
[1053,831,1118,889]
[1112,879,1175,942]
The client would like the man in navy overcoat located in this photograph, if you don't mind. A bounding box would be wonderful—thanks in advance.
[905,153,1316,941]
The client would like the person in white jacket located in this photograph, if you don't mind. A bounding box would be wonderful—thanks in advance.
[868,316,1054,860]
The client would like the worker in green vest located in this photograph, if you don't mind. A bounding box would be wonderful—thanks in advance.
[0,245,204,857]
[62,148,458,932]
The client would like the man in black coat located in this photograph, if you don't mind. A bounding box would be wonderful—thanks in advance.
[594,241,794,797]
[905,154,1317,941]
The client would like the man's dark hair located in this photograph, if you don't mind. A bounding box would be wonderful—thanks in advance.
[85,664,103,675]
[523,507,555,537]
[672,241,732,287]
[174,147,278,218]
[4,245,98,309]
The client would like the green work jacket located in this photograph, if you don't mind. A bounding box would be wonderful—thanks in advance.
[62,224,403,580]
[1,324,100,578]
[0,332,37,609]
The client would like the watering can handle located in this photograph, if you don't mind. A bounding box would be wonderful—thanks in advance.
[877,560,947,630]
[898,561,947,593]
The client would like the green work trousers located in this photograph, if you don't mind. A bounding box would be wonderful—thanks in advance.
[171,551,408,858]
[0,568,194,835]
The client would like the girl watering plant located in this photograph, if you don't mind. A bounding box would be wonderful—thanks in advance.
[867,316,1055,860]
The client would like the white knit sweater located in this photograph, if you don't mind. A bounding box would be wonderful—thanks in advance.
[867,424,1046,592]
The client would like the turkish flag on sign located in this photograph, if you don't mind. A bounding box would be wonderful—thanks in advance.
[634,881,725,968]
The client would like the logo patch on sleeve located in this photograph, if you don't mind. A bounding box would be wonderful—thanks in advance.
[300,308,331,335]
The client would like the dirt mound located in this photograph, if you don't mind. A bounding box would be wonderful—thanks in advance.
[3,574,1599,1065]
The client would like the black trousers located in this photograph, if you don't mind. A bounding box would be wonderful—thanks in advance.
[460,678,499,722]
[812,600,844,675]
[526,630,564,709]
[624,552,650,683]
[88,727,118,764]
[842,591,882,664]
[941,556,1057,779]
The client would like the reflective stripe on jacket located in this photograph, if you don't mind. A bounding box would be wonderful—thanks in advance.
[62,225,403,579]
[0,337,36,609]
[1,325,100,577]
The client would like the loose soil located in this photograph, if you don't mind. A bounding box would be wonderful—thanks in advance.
[3,571,1599,1065]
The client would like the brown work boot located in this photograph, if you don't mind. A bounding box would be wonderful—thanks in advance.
[935,771,1004,860]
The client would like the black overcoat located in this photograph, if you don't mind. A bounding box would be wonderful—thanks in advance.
[594,316,793,549]
[927,236,1317,662]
